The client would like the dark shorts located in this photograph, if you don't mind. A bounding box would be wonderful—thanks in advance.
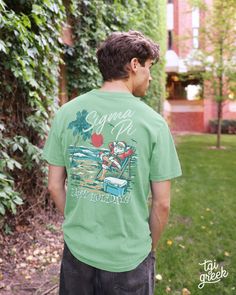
[59,242,156,295]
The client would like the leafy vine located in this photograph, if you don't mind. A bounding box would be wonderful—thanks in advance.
[0,0,65,227]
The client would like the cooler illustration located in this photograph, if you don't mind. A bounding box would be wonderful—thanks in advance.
[103,177,128,197]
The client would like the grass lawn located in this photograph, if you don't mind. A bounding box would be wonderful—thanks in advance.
[155,134,236,295]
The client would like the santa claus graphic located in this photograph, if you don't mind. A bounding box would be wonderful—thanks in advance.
[98,141,134,180]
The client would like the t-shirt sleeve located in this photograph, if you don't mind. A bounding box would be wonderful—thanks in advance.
[42,113,65,166]
[149,121,182,181]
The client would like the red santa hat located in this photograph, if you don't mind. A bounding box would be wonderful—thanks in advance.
[114,141,126,149]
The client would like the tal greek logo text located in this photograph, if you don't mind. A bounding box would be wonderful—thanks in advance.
[198,259,228,289]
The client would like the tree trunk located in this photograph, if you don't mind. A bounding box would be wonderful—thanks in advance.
[216,100,222,148]
[216,43,224,149]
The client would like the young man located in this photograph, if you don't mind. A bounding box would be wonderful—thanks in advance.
[43,31,182,295]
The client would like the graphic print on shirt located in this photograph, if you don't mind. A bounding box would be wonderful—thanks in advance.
[67,109,137,205]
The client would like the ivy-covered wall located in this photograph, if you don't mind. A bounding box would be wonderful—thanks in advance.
[0,0,166,229]
[0,0,65,227]
[65,0,166,111]
[136,0,167,111]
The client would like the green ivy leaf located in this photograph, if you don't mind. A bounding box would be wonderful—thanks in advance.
[13,196,23,205]
[4,223,13,235]
[0,39,7,53]
[12,143,19,152]
[14,161,22,170]
[10,202,16,214]
[6,161,14,171]
[0,0,6,11]
[0,173,7,180]
[0,203,5,215]
[21,15,31,29]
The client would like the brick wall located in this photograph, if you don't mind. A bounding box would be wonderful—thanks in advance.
[164,100,204,132]
[164,98,236,133]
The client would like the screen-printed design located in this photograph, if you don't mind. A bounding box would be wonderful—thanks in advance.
[67,109,137,204]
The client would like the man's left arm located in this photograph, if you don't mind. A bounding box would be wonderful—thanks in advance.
[149,180,171,252]
[48,165,67,215]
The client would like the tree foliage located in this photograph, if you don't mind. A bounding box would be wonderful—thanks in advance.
[0,0,65,226]
[187,0,236,147]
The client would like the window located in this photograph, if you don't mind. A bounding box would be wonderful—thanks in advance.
[168,30,173,50]
[192,7,199,27]
[193,28,199,49]
[167,1,174,30]
[185,84,202,100]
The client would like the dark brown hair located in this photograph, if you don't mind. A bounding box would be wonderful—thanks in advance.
[96,31,160,81]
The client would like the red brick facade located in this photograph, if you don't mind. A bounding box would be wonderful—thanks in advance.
[165,0,236,133]
[164,100,204,132]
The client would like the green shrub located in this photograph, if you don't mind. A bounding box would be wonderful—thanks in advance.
[209,119,236,134]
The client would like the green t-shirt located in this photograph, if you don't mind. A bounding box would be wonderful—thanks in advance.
[43,89,182,272]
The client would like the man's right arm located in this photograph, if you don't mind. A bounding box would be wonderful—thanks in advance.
[48,165,67,215]
[149,180,171,252]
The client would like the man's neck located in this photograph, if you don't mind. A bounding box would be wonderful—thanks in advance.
[100,80,133,93]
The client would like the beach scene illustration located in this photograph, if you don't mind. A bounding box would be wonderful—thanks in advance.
[68,144,137,197]
[67,109,138,198]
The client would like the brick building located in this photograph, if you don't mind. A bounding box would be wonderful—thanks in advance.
[164,0,236,132]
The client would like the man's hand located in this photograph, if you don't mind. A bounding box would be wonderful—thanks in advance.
[48,165,67,215]
[149,180,171,251]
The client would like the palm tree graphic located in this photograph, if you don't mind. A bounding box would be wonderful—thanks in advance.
[68,110,93,164]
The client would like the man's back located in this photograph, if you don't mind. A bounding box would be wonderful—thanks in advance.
[43,89,181,272]
[44,30,182,294]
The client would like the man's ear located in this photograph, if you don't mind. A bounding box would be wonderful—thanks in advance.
[130,58,139,72]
